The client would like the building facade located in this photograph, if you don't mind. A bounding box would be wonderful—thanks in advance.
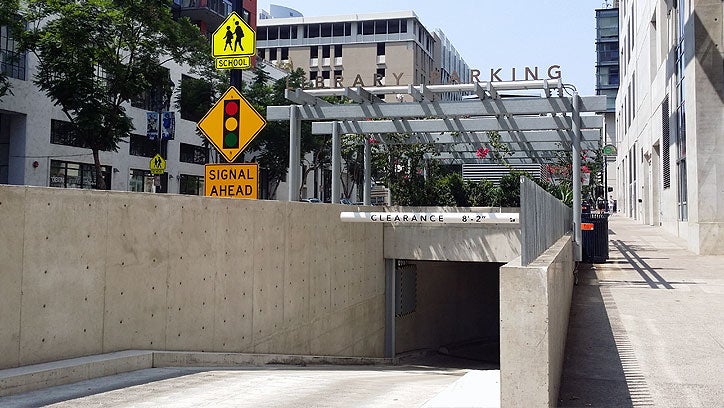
[596,5,620,205]
[256,10,469,100]
[0,1,257,195]
[615,0,723,254]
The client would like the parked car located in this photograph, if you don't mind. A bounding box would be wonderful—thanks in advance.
[300,198,321,203]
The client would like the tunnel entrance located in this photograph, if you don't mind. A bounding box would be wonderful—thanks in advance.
[393,260,502,369]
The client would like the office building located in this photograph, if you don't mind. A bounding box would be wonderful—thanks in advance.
[256,10,469,101]
[615,0,723,254]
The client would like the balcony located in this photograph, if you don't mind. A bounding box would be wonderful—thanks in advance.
[173,0,231,31]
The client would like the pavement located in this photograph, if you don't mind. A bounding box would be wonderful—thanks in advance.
[558,214,724,407]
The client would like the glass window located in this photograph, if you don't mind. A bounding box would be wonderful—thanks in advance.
[179,174,204,195]
[321,70,330,79]
[375,20,387,34]
[129,134,158,158]
[306,24,320,38]
[179,143,208,165]
[334,44,342,58]
[400,19,408,33]
[377,42,385,56]
[269,48,277,60]
[281,47,289,60]
[310,46,318,58]
[279,25,290,40]
[267,26,278,41]
[128,168,154,192]
[50,119,84,147]
[131,67,171,111]
[322,45,330,58]
[257,26,267,41]
[362,21,374,35]
[320,23,332,37]
[50,160,111,190]
[332,23,345,37]
[1,23,26,80]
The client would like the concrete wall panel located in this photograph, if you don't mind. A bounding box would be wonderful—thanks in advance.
[212,200,256,352]
[0,187,25,368]
[165,197,218,351]
[251,201,287,350]
[103,193,170,351]
[20,188,107,365]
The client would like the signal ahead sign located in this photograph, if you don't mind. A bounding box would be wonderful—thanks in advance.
[205,163,258,199]
[213,12,256,70]
[197,86,266,163]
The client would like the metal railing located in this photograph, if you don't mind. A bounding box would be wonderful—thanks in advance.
[520,177,572,265]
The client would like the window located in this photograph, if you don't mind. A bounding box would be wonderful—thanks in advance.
[49,160,111,190]
[306,24,320,38]
[310,46,318,58]
[332,23,350,37]
[257,27,267,41]
[388,19,400,34]
[267,26,278,41]
[129,134,158,158]
[322,45,330,58]
[320,23,332,37]
[662,96,671,189]
[400,19,407,33]
[362,21,374,35]
[377,42,385,56]
[321,70,330,79]
[179,143,208,165]
[128,169,154,192]
[179,74,212,122]
[675,2,687,220]
[257,48,265,59]
[375,20,387,34]
[279,25,290,40]
[50,120,84,148]
[269,48,277,60]
[179,174,204,195]
[1,23,26,80]
[334,44,342,58]
[281,47,289,60]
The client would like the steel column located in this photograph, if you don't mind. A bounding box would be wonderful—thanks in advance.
[331,122,341,204]
[288,105,301,201]
[572,92,583,261]
[364,137,372,205]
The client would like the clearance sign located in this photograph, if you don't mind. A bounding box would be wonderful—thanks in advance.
[204,163,258,199]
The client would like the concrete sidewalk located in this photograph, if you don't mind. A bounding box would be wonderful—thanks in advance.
[558,214,724,407]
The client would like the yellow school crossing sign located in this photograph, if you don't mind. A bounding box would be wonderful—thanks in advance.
[213,12,256,70]
[149,154,166,175]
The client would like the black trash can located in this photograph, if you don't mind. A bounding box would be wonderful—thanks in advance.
[581,213,610,263]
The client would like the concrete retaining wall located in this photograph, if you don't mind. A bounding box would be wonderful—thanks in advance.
[0,185,385,370]
[499,234,574,407]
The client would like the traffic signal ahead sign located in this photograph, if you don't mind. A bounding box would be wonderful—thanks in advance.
[213,12,255,70]
[197,86,266,163]
[205,163,258,199]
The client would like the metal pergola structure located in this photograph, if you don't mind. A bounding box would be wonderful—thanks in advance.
[266,79,606,258]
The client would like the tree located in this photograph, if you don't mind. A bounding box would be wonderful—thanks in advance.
[20,0,209,189]
[0,0,20,100]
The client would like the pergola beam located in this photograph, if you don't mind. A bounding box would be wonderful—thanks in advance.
[311,116,603,134]
[268,96,607,121]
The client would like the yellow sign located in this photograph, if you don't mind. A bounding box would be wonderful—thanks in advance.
[149,154,166,175]
[213,12,255,70]
[205,163,258,199]
[197,86,266,163]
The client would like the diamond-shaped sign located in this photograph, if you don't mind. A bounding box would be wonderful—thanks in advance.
[212,12,255,70]
[197,86,266,163]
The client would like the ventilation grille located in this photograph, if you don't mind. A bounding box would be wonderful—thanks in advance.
[662,96,671,189]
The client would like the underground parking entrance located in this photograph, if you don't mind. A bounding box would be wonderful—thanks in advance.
[392,260,502,371]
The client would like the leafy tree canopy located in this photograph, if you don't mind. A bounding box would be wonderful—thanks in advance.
[19,0,209,188]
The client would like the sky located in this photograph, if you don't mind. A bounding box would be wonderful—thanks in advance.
[256,0,606,95]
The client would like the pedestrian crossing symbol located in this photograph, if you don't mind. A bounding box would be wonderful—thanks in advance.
[212,12,256,70]
[149,154,166,175]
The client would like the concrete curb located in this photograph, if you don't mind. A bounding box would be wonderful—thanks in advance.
[0,350,394,397]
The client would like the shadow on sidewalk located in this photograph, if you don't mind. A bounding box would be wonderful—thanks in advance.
[611,240,674,289]
[558,264,634,407]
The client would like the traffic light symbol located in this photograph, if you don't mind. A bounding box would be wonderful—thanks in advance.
[223,99,240,149]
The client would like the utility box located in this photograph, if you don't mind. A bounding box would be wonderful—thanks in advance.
[581,213,610,263]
